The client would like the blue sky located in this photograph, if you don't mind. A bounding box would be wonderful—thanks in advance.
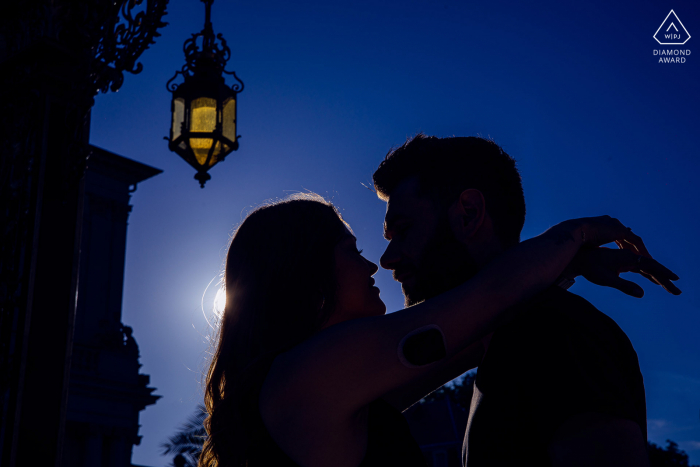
[90,0,700,465]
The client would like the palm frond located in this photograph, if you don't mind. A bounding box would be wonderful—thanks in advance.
[161,404,208,466]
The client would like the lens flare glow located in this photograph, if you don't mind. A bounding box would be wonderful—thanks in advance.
[214,287,226,315]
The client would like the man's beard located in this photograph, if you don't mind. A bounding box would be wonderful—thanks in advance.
[403,217,481,307]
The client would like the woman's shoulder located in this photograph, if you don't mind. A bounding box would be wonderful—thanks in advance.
[255,393,426,467]
[258,350,370,467]
[253,348,425,467]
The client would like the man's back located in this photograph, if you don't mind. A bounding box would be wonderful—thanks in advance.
[463,286,646,466]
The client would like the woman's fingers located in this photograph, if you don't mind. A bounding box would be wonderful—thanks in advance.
[635,256,682,295]
[622,252,681,294]
[614,230,652,259]
[582,217,651,255]
[632,256,678,279]
[584,247,681,296]
[613,238,648,258]
[604,276,645,298]
[577,216,681,295]
[615,244,661,285]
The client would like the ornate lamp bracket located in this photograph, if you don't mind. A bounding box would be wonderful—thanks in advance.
[94,0,169,95]
[166,0,244,93]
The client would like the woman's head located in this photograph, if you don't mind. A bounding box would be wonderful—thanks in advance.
[223,194,345,353]
[200,193,384,467]
[323,229,385,327]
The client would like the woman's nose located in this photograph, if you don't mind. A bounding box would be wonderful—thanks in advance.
[368,259,379,276]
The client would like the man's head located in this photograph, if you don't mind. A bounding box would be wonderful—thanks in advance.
[373,134,525,306]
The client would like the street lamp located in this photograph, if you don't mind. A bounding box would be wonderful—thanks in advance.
[166,0,244,188]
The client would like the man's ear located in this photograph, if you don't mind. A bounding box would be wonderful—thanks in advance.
[448,189,486,242]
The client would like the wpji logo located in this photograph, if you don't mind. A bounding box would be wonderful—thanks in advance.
[653,10,691,63]
[654,10,690,45]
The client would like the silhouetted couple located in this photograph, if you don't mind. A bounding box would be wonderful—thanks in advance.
[199,135,680,467]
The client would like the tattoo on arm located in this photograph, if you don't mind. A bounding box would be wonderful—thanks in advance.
[398,325,447,368]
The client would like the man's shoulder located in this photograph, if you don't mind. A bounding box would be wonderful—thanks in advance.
[491,286,640,372]
[475,287,648,450]
[519,286,633,346]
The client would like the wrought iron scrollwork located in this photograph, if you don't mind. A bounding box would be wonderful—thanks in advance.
[223,69,245,93]
[93,0,169,94]
[166,0,244,93]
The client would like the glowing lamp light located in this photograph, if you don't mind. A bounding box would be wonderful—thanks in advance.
[166,0,243,188]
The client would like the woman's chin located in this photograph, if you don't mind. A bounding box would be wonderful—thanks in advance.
[359,298,386,318]
[373,299,387,316]
[369,287,386,314]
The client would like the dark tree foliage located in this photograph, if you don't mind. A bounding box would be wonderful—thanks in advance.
[161,404,207,467]
[648,440,699,467]
[420,371,477,411]
[164,380,697,467]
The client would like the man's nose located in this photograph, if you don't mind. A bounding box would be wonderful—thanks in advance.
[380,241,401,270]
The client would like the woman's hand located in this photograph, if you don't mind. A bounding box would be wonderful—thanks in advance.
[554,216,681,297]
[572,216,649,252]
[549,216,648,254]
[563,246,681,297]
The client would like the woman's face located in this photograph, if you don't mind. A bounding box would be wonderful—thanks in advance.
[322,228,386,328]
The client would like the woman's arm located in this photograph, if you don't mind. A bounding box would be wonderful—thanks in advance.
[264,218,573,402]
[260,217,674,447]
[383,241,684,412]
[381,338,485,412]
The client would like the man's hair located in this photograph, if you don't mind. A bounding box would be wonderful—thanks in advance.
[373,133,526,248]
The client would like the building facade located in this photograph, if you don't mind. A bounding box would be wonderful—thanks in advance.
[62,146,161,467]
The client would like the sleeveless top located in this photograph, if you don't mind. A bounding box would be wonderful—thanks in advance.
[242,352,428,467]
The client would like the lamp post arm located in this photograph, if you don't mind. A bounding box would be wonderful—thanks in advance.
[203,0,214,28]
[202,0,215,51]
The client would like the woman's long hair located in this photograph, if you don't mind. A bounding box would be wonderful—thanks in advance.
[199,194,349,467]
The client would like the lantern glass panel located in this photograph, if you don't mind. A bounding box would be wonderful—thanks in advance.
[171,98,185,141]
[190,97,218,166]
[223,98,236,143]
[191,139,223,166]
[191,97,217,133]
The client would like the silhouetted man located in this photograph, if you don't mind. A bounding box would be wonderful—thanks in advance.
[373,134,651,466]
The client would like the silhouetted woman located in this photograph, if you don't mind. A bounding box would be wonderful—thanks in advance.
[199,194,675,467]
